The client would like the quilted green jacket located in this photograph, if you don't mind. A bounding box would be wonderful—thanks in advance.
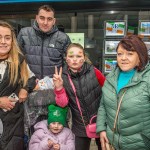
[96,64,150,150]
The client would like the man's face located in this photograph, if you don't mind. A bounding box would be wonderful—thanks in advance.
[36,9,56,33]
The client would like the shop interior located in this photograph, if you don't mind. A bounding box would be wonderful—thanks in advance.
[0,1,150,73]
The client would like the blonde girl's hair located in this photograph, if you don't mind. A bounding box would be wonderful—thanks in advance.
[66,43,92,64]
[0,21,29,87]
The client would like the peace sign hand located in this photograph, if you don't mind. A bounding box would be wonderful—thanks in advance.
[53,66,63,91]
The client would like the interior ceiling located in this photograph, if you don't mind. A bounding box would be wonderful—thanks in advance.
[55,11,139,30]
[0,0,150,15]
[0,0,148,31]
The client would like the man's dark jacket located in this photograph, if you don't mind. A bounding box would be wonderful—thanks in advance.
[17,21,71,79]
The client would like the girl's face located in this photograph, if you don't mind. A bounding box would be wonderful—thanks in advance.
[49,122,63,134]
[66,47,85,72]
[0,26,12,58]
[117,45,140,71]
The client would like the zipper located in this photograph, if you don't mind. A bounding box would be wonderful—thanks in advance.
[77,74,90,123]
[40,34,44,79]
[116,89,126,150]
[117,114,121,150]
[116,95,120,149]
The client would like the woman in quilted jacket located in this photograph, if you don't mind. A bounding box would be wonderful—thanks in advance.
[96,35,150,150]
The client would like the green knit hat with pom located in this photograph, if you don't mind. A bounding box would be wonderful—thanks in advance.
[48,104,68,126]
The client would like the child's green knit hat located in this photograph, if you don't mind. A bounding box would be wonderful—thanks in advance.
[48,104,68,126]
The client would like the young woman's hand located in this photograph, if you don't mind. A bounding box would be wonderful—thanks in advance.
[100,131,109,150]
[18,88,28,102]
[53,66,63,91]
[0,96,15,111]
[33,79,40,91]
[33,84,40,91]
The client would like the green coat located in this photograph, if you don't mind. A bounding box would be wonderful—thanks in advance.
[96,64,150,150]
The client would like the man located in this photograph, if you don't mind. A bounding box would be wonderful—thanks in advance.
[17,5,71,79]
[17,5,71,144]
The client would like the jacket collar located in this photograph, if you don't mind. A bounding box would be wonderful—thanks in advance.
[106,63,150,89]
[63,62,92,78]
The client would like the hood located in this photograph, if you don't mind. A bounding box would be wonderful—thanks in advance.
[34,120,49,133]
[33,20,58,35]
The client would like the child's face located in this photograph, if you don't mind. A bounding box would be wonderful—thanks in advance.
[66,47,85,72]
[49,122,63,134]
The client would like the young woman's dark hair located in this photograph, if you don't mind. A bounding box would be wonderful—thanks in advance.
[116,34,148,71]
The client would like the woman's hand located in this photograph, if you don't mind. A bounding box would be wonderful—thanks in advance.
[33,84,40,91]
[53,66,63,91]
[100,131,109,150]
[18,88,28,102]
[33,79,40,91]
[0,96,15,111]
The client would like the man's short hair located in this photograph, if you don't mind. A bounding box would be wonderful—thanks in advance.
[37,5,55,15]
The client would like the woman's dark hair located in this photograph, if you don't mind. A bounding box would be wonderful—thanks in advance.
[116,34,148,71]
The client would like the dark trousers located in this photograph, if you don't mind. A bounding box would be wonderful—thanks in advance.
[75,136,102,150]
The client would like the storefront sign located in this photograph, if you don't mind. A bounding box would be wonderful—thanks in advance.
[105,21,126,37]
[139,21,150,36]
[104,58,117,73]
[104,40,119,55]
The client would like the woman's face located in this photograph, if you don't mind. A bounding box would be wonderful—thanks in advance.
[0,26,12,58]
[66,47,85,72]
[117,45,140,71]
[49,122,63,134]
